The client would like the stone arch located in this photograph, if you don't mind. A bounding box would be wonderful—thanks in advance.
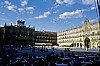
[84,38,90,48]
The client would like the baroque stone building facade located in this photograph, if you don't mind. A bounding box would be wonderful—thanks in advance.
[0,19,99,48]
[35,31,57,46]
[57,19,100,48]
[0,20,35,46]
[0,20,57,46]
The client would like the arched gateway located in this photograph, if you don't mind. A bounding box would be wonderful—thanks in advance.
[84,38,90,49]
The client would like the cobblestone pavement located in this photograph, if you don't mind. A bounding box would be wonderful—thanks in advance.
[14,47,100,57]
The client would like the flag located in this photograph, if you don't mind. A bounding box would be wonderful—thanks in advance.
[97,0,100,17]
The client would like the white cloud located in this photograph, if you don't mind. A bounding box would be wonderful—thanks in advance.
[18,7,34,14]
[28,12,33,14]
[82,0,97,11]
[55,4,60,8]
[25,7,34,10]
[82,0,94,5]
[51,3,60,10]
[89,18,98,23]
[59,9,85,19]
[53,10,59,14]
[21,0,28,7]
[18,8,24,12]
[2,0,34,14]
[53,0,75,9]
[90,6,96,10]
[56,0,64,4]
[56,0,75,5]
[7,5,16,11]
[34,11,51,19]
[25,7,34,14]
[4,1,17,12]
[53,11,57,14]
[4,1,11,5]
[64,0,75,4]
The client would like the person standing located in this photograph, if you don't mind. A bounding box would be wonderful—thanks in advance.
[71,56,81,66]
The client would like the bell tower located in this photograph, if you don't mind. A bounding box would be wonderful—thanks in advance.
[17,20,25,27]
[83,18,91,37]
[83,18,91,50]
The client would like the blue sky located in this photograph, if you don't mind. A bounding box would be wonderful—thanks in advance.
[0,0,99,32]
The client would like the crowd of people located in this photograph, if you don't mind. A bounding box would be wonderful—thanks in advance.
[0,46,100,66]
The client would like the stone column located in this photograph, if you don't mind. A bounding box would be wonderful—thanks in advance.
[79,43,80,48]
[76,43,77,48]
[96,43,98,49]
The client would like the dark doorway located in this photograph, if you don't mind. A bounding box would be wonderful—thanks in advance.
[84,38,90,48]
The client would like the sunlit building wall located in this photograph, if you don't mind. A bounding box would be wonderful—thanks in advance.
[57,19,100,48]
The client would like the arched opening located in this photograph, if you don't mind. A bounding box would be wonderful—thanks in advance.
[84,38,90,48]
[80,43,82,48]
